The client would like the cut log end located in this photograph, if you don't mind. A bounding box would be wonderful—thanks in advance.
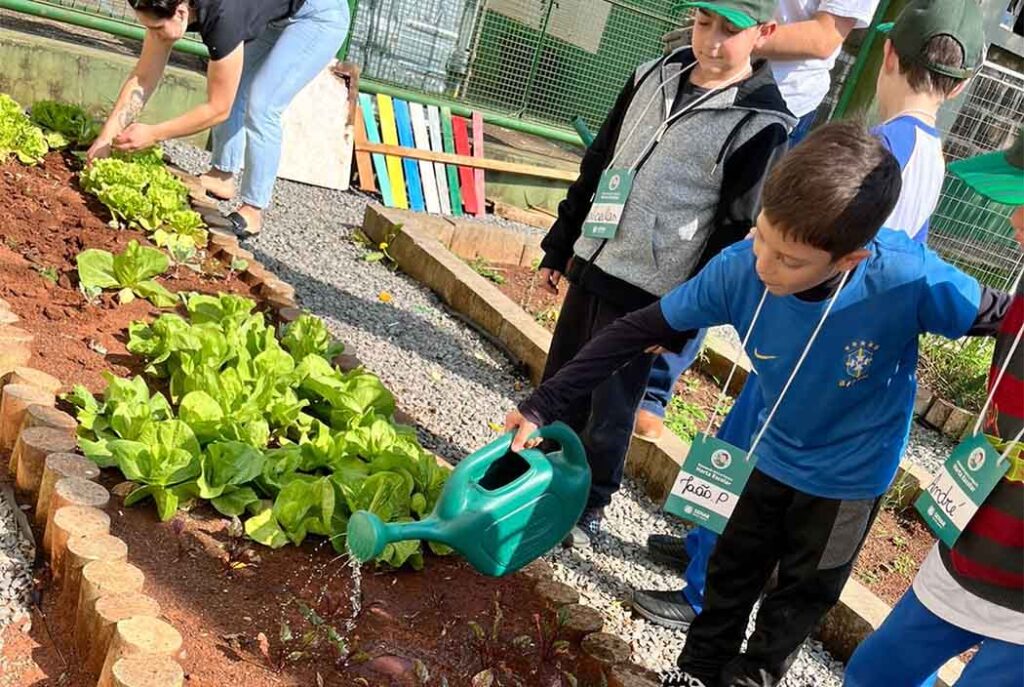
[98,616,184,687]
[13,426,78,495]
[49,505,111,574]
[76,560,147,661]
[0,344,31,378]
[45,476,110,556]
[608,663,661,687]
[63,533,129,606]
[85,592,162,676]
[559,604,605,641]
[0,383,56,452]
[22,404,77,436]
[110,656,184,687]
[53,476,110,509]
[534,580,580,609]
[7,367,62,395]
[518,559,554,583]
[36,453,100,525]
[581,632,632,666]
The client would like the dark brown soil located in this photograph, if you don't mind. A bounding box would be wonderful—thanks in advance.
[0,153,254,393]
[853,509,935,606]
[14,480,592,687]
[491,263,564,332]
[0,153,600,687]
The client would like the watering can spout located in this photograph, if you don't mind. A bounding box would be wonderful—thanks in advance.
[347,512,445,563]
[347,422,590,576]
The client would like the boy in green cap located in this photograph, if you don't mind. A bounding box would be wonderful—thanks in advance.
[536,0,795,547]
[872,0,985,242]
[845,131,1024,687]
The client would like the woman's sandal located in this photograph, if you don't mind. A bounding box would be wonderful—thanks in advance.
[225,211,260,238]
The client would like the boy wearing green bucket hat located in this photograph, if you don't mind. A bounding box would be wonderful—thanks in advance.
[845,131,1024,687]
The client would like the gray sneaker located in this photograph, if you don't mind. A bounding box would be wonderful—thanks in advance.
[563,507,604,548]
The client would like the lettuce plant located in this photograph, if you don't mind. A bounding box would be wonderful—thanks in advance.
[76,240,178,307]
[0,94,48,165]
[29,100,100,148]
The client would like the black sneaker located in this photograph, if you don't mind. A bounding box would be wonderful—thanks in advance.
[647,533,690,572]
[563,507,604,548]
[659,670,708,687]
[631,588,697,630]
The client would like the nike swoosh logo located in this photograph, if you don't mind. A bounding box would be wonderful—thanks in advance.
[753,349,778,361]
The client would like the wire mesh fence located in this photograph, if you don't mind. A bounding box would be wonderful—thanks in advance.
[40,0,133,20]
[928,61,1024,291]
[348,0,685,130]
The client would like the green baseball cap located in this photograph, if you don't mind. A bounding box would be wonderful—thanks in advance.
[948,130,1024,205]
[674,0,775,29]
[876,0,984,79]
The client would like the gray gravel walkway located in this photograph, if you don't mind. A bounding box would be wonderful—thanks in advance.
[0,487,34,659]
[164,141,953,685]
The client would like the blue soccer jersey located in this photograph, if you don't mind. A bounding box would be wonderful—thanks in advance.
[660,230,980,499]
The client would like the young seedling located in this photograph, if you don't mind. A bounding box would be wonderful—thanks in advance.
[467,258,506,285]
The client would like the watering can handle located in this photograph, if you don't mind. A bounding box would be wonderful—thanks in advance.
[538,422,587,470]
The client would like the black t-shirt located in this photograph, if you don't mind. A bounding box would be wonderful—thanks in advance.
[671,79,709,116]
[189,0,306,61]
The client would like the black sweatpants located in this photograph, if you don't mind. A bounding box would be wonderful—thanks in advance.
[677,469,881,687]
[542,283,654,510]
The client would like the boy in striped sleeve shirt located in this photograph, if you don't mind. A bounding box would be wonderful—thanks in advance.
[846,130,1024,687]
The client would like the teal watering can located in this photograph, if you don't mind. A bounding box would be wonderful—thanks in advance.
[347,422,590,576]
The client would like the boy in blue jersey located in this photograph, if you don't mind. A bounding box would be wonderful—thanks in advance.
[633,0,987,631]
[503,120,1010,687]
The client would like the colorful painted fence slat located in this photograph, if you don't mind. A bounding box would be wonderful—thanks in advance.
[451,116,479,215]
[440,107,464,217]
[425,106,452,216]
[409,103,441,214]
[376,94,408,209]
[471,112,486,218]
[358,94,392,207]
[393,100,425,212]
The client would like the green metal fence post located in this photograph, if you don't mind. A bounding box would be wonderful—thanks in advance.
[831,0,892,119]
[337,0,359,62]
[517,0,556,117]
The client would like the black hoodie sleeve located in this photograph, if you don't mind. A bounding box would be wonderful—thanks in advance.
[968,286,1013,336]
[539,76,640,273]
[518,302,695,425]
[691,121,789,276]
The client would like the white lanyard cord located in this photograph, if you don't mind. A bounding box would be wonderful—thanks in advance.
[972,264,1024,437]
[607,64,751,172]
[705,287,769,435]
[745,270,853,461]
[607,64,692,170]
[998,424,1024,465]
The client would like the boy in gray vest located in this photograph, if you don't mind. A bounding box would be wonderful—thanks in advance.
[535,0,795,545]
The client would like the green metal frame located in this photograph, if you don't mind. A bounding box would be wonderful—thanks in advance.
[0,0,584,146]
[831,0,892,119]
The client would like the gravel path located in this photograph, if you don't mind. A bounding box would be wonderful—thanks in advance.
[0,488,35,658]
[164,142,952,685]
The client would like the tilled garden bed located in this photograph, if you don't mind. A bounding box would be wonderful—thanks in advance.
[0,151,648,686]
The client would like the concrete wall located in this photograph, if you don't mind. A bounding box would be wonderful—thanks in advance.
[0,25,208,147]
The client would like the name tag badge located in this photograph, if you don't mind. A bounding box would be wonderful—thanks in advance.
[664,434,757,534]
[915,433,1009,548]
[582,168,634,240]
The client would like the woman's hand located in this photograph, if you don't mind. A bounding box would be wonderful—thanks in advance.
[86,136,114,164]
[113,123,160,153]
[538,268,562,295]
[505,409,539,452]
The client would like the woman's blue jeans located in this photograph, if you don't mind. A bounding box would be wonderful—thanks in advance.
[210,0,351,208]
